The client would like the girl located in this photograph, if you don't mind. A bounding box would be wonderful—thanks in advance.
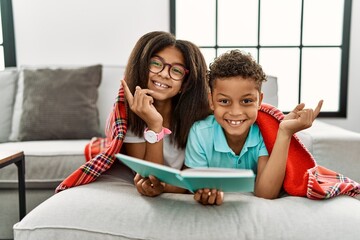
[121,31,210,197]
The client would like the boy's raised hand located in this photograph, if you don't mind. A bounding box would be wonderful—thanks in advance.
[121,80,163,128]
[280,100,323,135]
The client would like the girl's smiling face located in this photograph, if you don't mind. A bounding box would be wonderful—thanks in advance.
[209,76,263,142]
[147,46,185,102]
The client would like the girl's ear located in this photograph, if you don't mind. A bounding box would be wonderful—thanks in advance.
[208,92,215,111]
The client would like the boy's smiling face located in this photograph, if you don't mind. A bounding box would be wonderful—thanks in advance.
[209,76,263,142]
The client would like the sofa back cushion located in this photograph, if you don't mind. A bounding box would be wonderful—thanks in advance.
[0,68,18,142]
[262,75,278,107]
[9,65,102,141]
[97,66,126,134]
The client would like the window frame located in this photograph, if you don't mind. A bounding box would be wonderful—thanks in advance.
[0,0,17,67]
[170,0,352,118]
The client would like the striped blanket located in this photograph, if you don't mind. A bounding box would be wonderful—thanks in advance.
[55,87,359,199]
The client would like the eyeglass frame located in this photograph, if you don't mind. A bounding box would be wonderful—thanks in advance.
[148,56,189,81]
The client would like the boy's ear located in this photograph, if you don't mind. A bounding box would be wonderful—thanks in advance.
[208,92,215,111]
[258,92,264,109]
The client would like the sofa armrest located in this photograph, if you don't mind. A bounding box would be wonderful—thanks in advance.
[296,120,360,183]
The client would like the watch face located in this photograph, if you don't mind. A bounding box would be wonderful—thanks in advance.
[144,130,157,143]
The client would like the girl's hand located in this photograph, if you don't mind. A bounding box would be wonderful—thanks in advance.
[134,173,165,197]
[194,188,224,205]
[122,80,163,129]
[280,100,323,135]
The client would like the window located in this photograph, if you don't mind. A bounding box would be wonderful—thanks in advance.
[170,0,352,117]
[0,0,17,70]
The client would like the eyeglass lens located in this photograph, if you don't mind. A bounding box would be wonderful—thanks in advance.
[149,57,187,80]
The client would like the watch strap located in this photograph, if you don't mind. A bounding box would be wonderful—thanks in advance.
[144,127,172,143]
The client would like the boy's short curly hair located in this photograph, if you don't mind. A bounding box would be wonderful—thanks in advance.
[208,50,267,92]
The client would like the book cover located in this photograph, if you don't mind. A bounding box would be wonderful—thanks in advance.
[115,153,255,193]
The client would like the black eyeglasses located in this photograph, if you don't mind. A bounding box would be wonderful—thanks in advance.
[149,56,189,81]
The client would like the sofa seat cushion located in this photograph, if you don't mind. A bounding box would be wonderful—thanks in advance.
[0,140,87,188]
[13,163,360,240]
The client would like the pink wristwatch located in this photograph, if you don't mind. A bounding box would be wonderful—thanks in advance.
[143,127,172,144]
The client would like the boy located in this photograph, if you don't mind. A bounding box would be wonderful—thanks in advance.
[185,50,322,205]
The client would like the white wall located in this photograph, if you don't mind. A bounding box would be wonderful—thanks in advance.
[12,0,360,133]
[12,0,169,66]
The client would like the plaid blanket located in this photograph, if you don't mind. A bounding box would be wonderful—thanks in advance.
[55,88,359,199]
[55,87,127,192]
[256,103,359,199]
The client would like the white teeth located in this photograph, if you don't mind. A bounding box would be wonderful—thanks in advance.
[154,81,169,88]
[227,120,243,125]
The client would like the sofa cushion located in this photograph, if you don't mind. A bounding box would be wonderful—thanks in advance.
[298,120,360,183]
[0,140,87,188]
[0,140,87,189]
[9,65,102,141]
[0,68,18,142]
[13,163,360,240]
[97,66,125,133]
[262,75,278,107]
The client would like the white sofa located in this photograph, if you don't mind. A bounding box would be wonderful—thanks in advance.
[0,65,122,239]
[0,65,359,240]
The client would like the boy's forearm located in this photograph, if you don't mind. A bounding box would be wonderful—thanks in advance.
[255,129,292,199]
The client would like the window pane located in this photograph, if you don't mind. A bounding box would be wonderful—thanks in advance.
[259,48,300,111]
[0,47,4,70]
[303,0,344,45]
[176,0,216,46]
[260,0,302,46]
[218,0,258,46]
[301,48,341,111]
[200,48,216,67]
[218,48,258,61]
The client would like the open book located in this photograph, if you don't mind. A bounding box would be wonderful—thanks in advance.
[115,153,255,193]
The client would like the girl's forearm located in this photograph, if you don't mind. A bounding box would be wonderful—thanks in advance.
[144,141,165,165]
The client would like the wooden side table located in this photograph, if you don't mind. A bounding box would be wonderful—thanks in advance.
[0,151,26,220]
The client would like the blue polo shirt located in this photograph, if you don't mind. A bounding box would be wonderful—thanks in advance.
[185,115,268,174]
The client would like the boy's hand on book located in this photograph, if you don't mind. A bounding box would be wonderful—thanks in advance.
[134,173,165,197]
[194,188,224,206]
